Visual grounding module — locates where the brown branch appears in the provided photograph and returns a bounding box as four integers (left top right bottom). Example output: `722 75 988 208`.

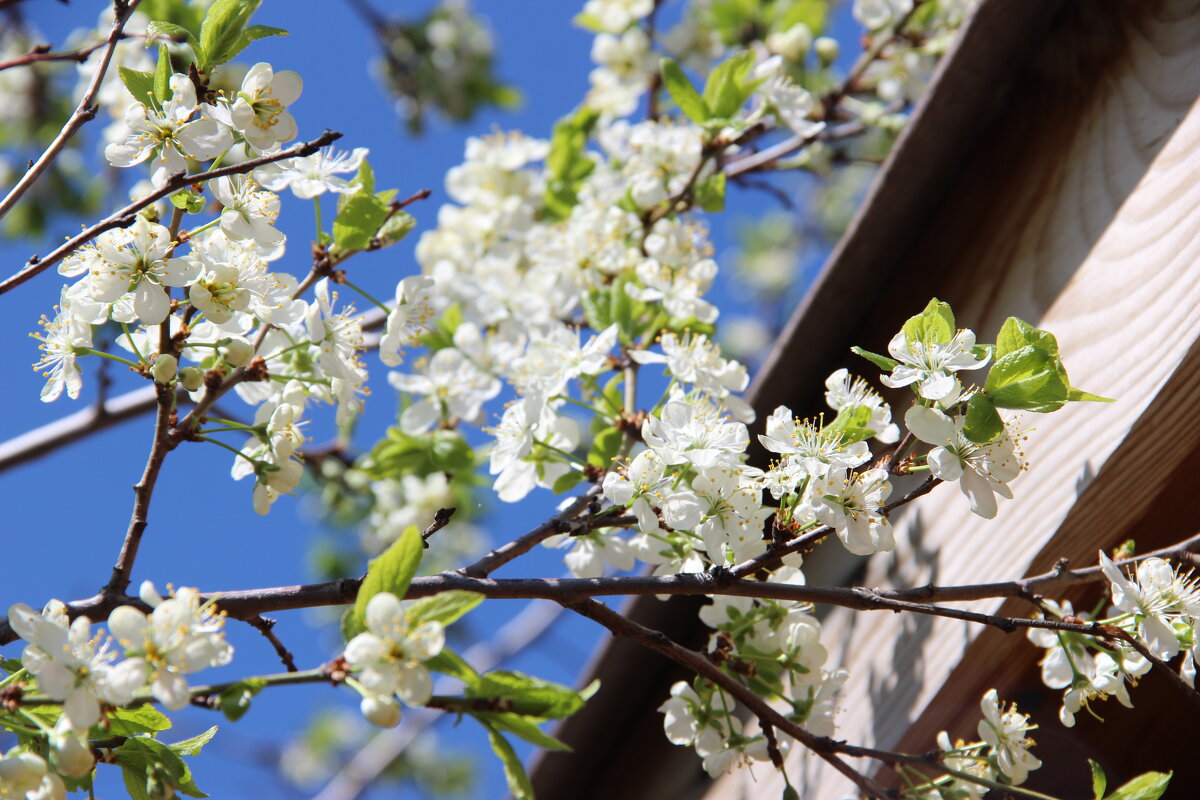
562 596 891 799
0 38 115 72
0 0 142 223
457 486 602 578
0 129 343 296
421 507 456 545
245 615 299 672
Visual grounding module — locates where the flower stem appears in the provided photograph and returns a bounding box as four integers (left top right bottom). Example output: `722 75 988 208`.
341 278 390 314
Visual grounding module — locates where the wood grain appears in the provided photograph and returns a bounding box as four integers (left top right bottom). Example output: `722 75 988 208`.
709 1 1200 796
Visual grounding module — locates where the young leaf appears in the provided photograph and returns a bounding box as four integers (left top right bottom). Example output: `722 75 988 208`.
1090 759 1107 800
824 404 875 444
962 393 1004 443
119 67 157 109
995 316 1058 360
426 647 480 685
199 0 262 70
901 298 956 345
985 345 1069 412
694 173 726 212
703 51 755 119
146 20 198 50
587 426 623 468
405 590 485 627
851 345 899 372
168 725 219 757
343 524 423 641
153 44 173 104
105 705 173 736
484 724 534 800
1068 387 1114 403
1104 771 1171 800
473 711 573 751
660 58 709 123
468 670 590 718
216 677 266 721
332 192 389 253
552 470 585 493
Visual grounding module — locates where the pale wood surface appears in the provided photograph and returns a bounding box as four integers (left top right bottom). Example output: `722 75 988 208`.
709 1 1200 797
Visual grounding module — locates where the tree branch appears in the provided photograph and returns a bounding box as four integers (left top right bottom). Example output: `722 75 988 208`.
0 129 343 296
0 0 142 223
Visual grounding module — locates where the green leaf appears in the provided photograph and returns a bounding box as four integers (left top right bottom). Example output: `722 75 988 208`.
484 724 534 800
777 0 828 34
154 43 173 104
995 316 1059 360
901 298 956 345
985 345 1069 412
198 0 262 70
426 647 480 685
552 470 585 494
146 21 198 49
170 189 205 214
1104 771 1171 800
850 345 899 372
582 287 614 332
115 737 200 800
1068 387 1114 403
587 426 623 468
216 677 266 722
962 393 1004 443
694 173 726 212
703 51 756 119
168 726 218 757
473 711 572 751
1090 759 1107 800
343 525 423 641
375 210 416 248
660 58 709 123
119 67 157 108
543 107 599 220
332 192 390 253
824 404 874 444
468 670 589 718
105 706 173 736
0 657 23 674
405 591 484 627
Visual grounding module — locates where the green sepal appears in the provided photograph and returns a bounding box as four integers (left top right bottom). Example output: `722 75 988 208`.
962 392 1004 443
901 298 955 345
660 58 709 123
342 524 423 641
850 345 899 372
405 591 484 628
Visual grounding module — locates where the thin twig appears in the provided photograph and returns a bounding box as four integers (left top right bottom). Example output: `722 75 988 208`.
0 129 343 296
0 38 115 72
245 615 299 672
0 0 142 223
421 507 456 546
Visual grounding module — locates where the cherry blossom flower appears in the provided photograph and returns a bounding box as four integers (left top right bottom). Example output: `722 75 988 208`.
256 146 367 198
211 62 302 151
31 288 92 402
344 592 444 708
1099 551 1200 659
82 216 199 325
807 468 894 556
880 328 988 403
977 689 1041 784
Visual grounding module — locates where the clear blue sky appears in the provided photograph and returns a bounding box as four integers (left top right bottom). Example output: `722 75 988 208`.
0 1 845 797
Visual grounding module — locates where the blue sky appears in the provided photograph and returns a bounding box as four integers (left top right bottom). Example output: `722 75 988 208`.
0 1 841 797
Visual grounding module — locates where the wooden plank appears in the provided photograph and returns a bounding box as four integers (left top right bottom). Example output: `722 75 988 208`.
709 0 1200 796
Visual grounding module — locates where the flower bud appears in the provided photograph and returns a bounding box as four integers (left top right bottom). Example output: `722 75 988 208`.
766 23 811 61
150 354 178 384
51 732 94 778
222 339 255 367
178 366 205 392
814 36 839 66
360 694 402 727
